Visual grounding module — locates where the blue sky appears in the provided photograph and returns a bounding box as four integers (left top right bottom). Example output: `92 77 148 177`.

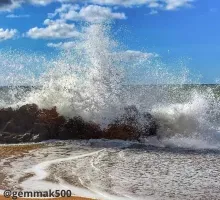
0 0 219 83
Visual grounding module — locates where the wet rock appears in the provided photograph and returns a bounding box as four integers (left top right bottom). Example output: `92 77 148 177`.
13 104 39 133
0 104 39 135
37 107 66 138
0 105 66 143
0 108 14 130
31 123 49 135
0 132 34 144
18 133 32 143
37 107 65 125
30 123 50 142
31 134 41 143
0 132 19 144
58 117 103 140
0 104 158 144
141 112 158 137
104 105 157 140
0 134 4 144
104 124 138 140
2 120 20 133
31 133 48 143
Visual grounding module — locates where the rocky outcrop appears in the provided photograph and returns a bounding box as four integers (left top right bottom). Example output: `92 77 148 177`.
37 107 66 139
104 105 157 140
0 104 59 144
0 104 157 144
58 117 103 140
0 132 33 144
104 124 138 140
0 104 39 133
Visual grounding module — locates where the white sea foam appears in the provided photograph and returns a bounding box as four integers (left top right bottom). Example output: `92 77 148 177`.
0 141 154 200
1 140 220 200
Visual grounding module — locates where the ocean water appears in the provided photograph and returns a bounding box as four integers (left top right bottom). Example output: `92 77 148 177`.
1 24 220 199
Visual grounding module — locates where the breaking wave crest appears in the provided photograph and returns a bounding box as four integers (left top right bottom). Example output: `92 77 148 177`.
0 23 220 149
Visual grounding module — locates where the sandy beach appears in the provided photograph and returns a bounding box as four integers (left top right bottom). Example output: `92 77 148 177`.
2 140 220 200
0 145 95 200
0 144 43 190
0 144 43 158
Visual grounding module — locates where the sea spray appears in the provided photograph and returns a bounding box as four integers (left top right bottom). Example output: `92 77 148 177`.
152 88 220 148
20 24 125 125
0 23 220 147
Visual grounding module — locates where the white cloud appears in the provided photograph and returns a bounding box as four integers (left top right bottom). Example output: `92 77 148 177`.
90 0 194 10
6 14 30 18
0 0 70 12
90 0 148 7
48 4 80 18
28 0 75 5
148 2 162 9
26 19 80 39
79 5 126 22
20 0 194 42
27 0 54 6
27 3 125 41
0 28 17 41
165 0 194 10
0 0 195 12
47 41 76 49
116 50 157 62
0 0 21 12
50 4 126 23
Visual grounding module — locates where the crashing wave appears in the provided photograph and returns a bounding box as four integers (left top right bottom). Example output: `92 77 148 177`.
0 24 220 148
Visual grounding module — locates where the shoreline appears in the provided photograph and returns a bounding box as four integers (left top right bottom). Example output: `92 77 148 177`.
0 144 44 190
0 144 96 200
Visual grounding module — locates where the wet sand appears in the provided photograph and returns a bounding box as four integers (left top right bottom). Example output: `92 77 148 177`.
0 144 43 158
0 174 6 190
3 141 220 200
0 144 43 190
0 144 95 200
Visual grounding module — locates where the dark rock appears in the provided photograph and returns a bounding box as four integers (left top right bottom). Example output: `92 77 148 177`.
13 104 39 133
18 133 32 143
2 120 24 133
104 124 138 140
0 132 33 144
31 133 48 143
0 107 14 130
30 123 50 142
31 123 49 135
58 117 103 140
141 112 158 137
3 120 17 132
37 107 66 138
31 134 40 143
0 105 65 143
0 132 19 144
104 105 157 140
37 107 65 125
0 134 4 144
0 104 39 134
0 104 158 144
